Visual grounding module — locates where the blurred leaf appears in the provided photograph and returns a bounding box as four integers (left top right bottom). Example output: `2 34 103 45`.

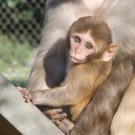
7 0 25 8
0 34 33 71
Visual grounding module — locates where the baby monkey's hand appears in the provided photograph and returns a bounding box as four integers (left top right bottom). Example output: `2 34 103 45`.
17 87 33 103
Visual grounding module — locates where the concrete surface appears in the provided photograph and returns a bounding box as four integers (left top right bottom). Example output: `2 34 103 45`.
0 74 64 135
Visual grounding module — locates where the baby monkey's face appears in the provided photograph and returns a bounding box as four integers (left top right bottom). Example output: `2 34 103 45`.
69 31 96 63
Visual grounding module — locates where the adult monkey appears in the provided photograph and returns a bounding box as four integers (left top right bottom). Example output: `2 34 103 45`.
27 0 135 135
111 76 135 135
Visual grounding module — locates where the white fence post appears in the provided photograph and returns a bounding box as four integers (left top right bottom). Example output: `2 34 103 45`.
0 74 64 135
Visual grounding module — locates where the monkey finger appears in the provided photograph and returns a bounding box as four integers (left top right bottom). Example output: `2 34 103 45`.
17 86 23 91
23 92 33 103
17 87 30 99
24 95 32 103
23 91 30 99
55 120 70 134
17 86 26 94
50 113 67 120
17 86 29 94
17 87 32 103
62 118 74 130
44 108 63 116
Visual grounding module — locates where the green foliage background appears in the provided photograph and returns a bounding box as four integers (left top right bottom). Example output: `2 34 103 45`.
0 0 46 86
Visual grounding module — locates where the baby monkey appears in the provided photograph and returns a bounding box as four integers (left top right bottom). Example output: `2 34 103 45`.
22 16 117 122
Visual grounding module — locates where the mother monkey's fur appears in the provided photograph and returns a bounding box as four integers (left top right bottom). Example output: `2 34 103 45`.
28 0 135 135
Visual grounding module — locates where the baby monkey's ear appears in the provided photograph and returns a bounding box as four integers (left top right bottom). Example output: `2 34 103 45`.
102 43 118 62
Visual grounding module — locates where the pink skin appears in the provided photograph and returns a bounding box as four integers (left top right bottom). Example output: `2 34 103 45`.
17 87 33 103
17 87 68 120
69 32 96 63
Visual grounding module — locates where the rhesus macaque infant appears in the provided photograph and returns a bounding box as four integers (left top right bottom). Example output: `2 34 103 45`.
22 16 117 122
25 0 135 134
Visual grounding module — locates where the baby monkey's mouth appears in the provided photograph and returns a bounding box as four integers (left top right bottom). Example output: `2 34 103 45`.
70 56 86 64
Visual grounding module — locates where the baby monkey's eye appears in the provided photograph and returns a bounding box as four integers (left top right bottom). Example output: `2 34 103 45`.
85 42 93 49
73 36 81 43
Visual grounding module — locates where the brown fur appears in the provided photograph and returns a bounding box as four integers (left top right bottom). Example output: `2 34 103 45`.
70 56 135 135
30 17 113 121
31 59 112 121
111 75 135 135
28 0 135 134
